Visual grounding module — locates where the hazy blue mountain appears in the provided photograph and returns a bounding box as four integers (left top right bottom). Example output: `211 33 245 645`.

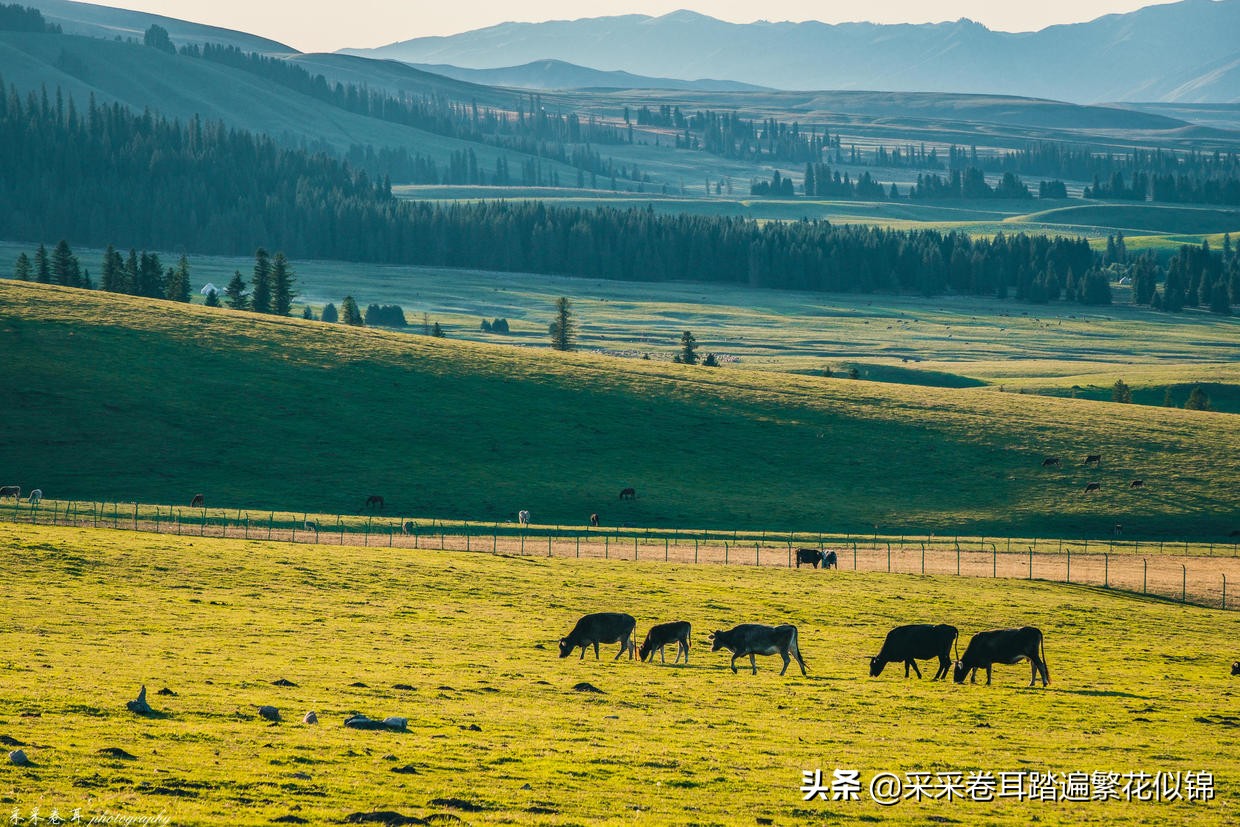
405 58 768 92
25 0 297 54
346 2 1240 104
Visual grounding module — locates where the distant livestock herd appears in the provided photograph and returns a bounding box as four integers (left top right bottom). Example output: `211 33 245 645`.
1040 452 1147 494
557 612 1053 686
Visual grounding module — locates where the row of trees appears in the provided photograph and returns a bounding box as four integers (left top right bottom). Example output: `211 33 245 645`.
1127 238 1238 315
9 81 1233 312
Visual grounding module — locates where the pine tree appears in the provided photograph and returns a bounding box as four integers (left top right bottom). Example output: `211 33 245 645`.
50 240 79 286
340 296 363 325
100 245 121 292
13 253 31 280
250 248 272 313
679 330 699 365
124 249 139 295
1184 386 1211 411
136 252 164 298
224 270 248 310
321 302 338 323
204 289 221 307
703 352 719 367
549 296 576 351
1208 279 1231 315
271 252 296 315
1111 379 1132 403
1162 387 1175 407
431 321 445 337
165 255 191 302
34 243 49 283
301 306 314 320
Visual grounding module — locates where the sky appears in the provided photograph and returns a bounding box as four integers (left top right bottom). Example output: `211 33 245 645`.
92 0 1173 53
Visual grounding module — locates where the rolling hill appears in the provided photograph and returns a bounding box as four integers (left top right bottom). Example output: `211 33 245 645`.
406 58 769 92
25 0 296 54
348 2 1240 104
2 280 1236 539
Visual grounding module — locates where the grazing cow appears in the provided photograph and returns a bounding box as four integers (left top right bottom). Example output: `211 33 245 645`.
638 621 692 664
1232 661 1239 676
0 485 20 500
1084 454 1101 466
795 548 825 568
619 487 636 500
303 520 318 533
401 520 415 535
709 624 807 676
27 489 42 506
822 550 838 569
189 493 204 508
953 626 1049 687
590 513 599 527
518 510 531 526
1130 479 1145 488
365 495 384 511
558 612 636 660
1084 482 1101 493
1041 457 1061 468
869 624 958 680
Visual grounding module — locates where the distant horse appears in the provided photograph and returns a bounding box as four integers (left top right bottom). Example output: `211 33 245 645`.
1084 454 1102 466
365 495 385 511
27 489 42 506
303 520 319 533
190 493 204 508
518 510 530 526
1083 482 1101 493
590 513 600 527
619 487 636 500
402 520 416 535
1041 457 1060 468
1130 479 1145 488
0 485 20 500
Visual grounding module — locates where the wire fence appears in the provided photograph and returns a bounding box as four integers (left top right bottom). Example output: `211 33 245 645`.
2 499 1237 611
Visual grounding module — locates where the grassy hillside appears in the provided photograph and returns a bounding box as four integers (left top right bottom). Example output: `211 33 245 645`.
1 280 1237 538
0 522 1236 825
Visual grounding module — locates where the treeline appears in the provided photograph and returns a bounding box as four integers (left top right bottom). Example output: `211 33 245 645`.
1120 236 1239 315
0 3 60 33
0 82 1121 304
10 239 195 302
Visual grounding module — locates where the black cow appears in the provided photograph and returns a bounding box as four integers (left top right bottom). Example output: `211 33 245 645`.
869 624 959 680
558 612 636 660
1084 482 1101 493
709 624 807 676
1041 457 1061 468
1084 454 1101 466
795 548 824 568
1130 480 1145 488
0 485 20 500
953 627 1049 687
638 621 691 664
1232 661 1239 676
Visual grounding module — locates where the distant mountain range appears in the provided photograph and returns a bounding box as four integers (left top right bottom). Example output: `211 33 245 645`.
405 59 768 92
346 1 1240 104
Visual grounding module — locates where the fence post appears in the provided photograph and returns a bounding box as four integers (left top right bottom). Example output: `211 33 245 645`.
725 543 729 565
956 546 960 577
550 534 554 559
1104 553 1109 588
1067 548 1071 584
694 539 698 564
1143 558 1147 594
665 538 669 562
755 544 760 567
887 543 891 573
853 542 857 571
1182 565 1187 603
1028 547 1033 580
634 536 638 560
1223 574 1227 610
132 502 138 531
993 545 997 578
521 533 526 556
576 534 580 558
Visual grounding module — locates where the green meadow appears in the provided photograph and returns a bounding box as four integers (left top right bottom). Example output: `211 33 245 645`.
1 280 1237 539
0 522 1236 826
